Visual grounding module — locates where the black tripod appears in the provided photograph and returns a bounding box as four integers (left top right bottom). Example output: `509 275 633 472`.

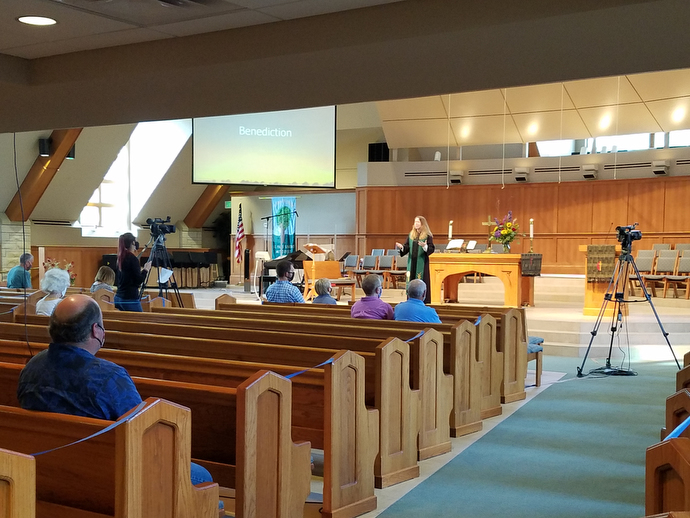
577 240 681 378
139 233 183 307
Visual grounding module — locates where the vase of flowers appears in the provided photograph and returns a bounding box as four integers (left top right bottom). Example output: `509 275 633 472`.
43 258 77 286
489 211 519 253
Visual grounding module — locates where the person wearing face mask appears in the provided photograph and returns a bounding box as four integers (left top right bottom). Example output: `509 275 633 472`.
350 274 394 320
265 259 305 303
114 232 151 312
395 215 435 304
35 267 71 316
17 294 217 490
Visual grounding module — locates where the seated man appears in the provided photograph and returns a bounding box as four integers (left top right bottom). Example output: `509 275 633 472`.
265 259 304 303
7 253 33 289
394 279 441 324
17 294 214 487
351 274 393 320
313 278 337 305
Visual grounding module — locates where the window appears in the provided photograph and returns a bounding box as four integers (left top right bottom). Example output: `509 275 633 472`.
79 119 192 237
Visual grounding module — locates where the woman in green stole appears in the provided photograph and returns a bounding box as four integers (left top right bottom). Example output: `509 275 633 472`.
395 215 435 304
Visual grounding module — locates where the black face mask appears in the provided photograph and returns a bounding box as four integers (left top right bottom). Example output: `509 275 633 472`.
286 271 295 282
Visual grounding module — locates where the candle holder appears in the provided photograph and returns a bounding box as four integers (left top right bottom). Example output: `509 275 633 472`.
529 237 534 253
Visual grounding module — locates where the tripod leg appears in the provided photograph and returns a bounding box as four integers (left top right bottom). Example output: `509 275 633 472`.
629 256 681 369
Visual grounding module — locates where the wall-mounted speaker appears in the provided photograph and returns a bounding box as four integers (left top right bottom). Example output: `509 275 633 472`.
368 142 389 162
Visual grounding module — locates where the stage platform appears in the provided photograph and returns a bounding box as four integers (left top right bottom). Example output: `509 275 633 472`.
179 274 690 362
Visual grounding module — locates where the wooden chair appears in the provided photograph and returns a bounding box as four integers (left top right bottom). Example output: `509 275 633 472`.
643 249 679 297
385 249 399 256
374 255 394 288
371 248 385 256
664 253 690 299
675 244 690 253
385 256 408 289
342 254 359 278
653 243 672 251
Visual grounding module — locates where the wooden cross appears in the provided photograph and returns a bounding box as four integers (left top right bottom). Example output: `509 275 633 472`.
481 215 495 240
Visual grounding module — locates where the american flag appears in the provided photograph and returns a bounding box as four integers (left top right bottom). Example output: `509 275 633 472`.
235 204 245 264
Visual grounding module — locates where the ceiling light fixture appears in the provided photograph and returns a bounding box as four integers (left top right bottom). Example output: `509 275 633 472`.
599 114 612 131
672 107 686 124
18 16 57 26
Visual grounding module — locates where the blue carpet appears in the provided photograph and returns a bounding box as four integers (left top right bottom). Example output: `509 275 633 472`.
379 359 678 518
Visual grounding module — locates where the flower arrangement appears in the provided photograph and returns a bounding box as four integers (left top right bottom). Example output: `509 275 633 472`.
489 211 520 251
43 258 77 286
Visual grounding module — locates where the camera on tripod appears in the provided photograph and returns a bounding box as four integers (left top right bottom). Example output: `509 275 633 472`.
616 223 642 253
146 216 176 237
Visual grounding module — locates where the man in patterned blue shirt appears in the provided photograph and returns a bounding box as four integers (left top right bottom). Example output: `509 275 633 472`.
265 259 305 303
17 294 215 487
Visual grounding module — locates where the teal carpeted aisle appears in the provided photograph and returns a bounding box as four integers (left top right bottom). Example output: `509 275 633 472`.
379 358 678 518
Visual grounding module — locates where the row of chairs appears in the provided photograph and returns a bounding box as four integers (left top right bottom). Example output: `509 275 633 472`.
342 254 408 288
651 243 690 251
632 249 690 298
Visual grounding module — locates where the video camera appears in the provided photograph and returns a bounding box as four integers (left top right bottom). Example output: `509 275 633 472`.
147 216 176 237
616 222 642 253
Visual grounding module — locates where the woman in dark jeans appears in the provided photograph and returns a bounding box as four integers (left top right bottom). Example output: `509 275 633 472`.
114 232 151 312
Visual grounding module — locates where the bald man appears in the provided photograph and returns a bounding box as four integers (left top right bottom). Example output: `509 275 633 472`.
394 279 441 324
17 294 142 420
17 294 216 488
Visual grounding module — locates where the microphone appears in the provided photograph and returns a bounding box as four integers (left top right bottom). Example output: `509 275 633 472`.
295 211 299 217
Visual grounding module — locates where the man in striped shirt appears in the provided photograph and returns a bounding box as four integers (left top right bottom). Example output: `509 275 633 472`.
265 259 305 303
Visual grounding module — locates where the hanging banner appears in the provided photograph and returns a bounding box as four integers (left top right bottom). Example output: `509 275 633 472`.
272 197 296 258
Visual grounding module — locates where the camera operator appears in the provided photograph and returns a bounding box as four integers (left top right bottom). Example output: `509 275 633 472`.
114 232 151 312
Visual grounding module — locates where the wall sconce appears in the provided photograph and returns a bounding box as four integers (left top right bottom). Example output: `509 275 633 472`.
514 167 529 182
434 151 442 161
66 145 75 160
449 170 464 184
38 138 51 157
652 160 669 176
582 164 598 180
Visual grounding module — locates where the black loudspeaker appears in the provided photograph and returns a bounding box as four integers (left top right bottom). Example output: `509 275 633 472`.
244 249 250 280
39 138 51 157
368 142 389 162
102 254 117 270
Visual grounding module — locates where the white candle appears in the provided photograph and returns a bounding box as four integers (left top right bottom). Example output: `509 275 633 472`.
530 218 534 239
448 220 453 240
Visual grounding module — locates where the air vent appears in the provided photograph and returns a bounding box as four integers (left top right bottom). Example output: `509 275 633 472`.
533 166 581 173
467 168 514 176
675 159 690 167
32 219 72 226
603 162 652 170
403 171 448 178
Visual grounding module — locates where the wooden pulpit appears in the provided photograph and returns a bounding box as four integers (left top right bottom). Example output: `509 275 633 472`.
578 244 626 317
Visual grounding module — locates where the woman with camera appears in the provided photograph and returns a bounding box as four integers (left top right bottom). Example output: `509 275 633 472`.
114 232 151 312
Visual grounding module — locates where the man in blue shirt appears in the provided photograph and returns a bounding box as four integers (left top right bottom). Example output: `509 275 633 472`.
17 294 215 486
265 259 305 303
394 279 442 324
6 253 33 289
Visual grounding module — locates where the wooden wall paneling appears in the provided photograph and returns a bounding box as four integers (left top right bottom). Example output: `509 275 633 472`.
557 182 593 235
663 177 690 232
628 178 666 233
557 237 587 274
591 180 629 234
356 189 367 236
518 183 558 236
533 237 558 269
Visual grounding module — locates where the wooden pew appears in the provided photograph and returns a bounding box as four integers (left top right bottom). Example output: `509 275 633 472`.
11 314 452 464
0 363 311 518
662 390 690 440
139 304 494 425
0 339 384 518
217 301 527 404
646 438 690 515
0 448 35 518
0 395 219 518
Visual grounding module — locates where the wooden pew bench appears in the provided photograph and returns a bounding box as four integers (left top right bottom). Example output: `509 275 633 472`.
141 304 495 424
0 395 219 518
0 363 310 518
0 336 383 518
0 447 35 518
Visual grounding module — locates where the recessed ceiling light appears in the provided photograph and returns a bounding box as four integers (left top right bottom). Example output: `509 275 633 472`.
18 16 57 26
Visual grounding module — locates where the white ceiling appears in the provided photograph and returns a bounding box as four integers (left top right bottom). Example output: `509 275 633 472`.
377 69 690 149
0 0 404 59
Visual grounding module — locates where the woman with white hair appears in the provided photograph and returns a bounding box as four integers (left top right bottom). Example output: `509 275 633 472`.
36 268 71 316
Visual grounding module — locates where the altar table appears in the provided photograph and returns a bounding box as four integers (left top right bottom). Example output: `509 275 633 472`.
429 253 534 307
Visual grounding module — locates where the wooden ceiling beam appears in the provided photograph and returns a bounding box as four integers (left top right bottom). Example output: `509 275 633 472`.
184 184 230 228
5 128 82 222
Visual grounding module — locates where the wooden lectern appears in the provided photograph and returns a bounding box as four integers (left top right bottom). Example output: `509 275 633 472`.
578 244 626 317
